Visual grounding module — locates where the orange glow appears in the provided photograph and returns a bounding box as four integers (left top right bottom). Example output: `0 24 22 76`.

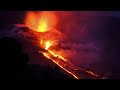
45 41 54 50
25 11 102 79
40 40 67 62
40 51 79 79
39 48 101 79
25 12 36 30
39 38 79 78
48 50 67 62
25 11 58 32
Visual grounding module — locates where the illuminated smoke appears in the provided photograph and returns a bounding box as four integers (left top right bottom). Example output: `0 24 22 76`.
23 11 105 79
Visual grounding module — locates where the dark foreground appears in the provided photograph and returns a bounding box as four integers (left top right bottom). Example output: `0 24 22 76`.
0 37 75 80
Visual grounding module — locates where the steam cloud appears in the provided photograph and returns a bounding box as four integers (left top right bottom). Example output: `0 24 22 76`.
53 11 106 69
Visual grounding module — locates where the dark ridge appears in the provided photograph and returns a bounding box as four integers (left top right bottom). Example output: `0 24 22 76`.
0 11 25 30
0 37 74 80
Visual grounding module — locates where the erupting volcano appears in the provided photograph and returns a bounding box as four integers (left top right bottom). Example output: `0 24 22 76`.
23 11 104 79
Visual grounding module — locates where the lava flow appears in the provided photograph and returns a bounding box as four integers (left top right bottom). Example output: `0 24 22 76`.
25 11 103 79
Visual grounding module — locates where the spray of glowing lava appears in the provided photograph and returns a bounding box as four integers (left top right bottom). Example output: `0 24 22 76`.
25 11 103 79
45 41 54 50
25 11 58 32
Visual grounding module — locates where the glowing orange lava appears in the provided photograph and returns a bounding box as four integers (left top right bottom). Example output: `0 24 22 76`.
25 11 58 32
45 41 54 50
41 51 79 79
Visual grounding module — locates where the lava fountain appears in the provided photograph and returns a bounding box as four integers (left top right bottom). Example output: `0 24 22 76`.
25 11 58 32
25 11 103 79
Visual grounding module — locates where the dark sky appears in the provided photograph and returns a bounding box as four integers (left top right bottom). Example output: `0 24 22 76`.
0 11 25 30
84 11 120 18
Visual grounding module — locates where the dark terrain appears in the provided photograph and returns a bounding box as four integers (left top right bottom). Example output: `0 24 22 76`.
0 37 75 80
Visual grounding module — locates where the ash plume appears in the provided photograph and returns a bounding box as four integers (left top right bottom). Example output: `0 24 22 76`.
51 12 105 69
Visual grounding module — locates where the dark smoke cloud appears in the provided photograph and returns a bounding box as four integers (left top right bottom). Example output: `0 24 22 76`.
53 12 107 69
54 41 103 68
